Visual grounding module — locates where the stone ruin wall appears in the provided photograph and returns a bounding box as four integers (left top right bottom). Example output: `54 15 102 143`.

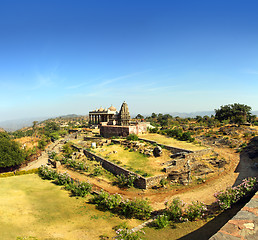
82 148 168 189
100 126 130 138
73 142 212 189
138 137 193 154
100 123 150 138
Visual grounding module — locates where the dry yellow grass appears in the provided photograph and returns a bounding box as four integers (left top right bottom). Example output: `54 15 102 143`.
0 174 141 240
141 133 206 151
94 144 170 176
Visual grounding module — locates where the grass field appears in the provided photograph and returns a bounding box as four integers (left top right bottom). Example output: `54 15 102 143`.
0 174 141 240
141 133 206 151
94 144 169 176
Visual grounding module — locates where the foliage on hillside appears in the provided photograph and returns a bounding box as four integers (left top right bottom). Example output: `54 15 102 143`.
215 103 256 125
0 132 26 168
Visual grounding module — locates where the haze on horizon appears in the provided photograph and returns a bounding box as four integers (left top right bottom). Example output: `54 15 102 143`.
0 0 258 122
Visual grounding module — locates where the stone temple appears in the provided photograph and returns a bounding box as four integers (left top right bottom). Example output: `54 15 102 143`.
89 101 151 137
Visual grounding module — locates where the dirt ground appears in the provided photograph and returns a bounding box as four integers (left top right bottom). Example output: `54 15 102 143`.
15 136 39 149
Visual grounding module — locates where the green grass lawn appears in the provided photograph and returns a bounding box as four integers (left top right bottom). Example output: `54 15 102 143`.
141 133 206 151
0 174 141 240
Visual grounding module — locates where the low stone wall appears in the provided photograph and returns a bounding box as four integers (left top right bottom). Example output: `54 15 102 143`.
83 136 101 141
184 148 212 159
145 174 167 188
138 138 193 154
82 149 167 189
83 150 136 176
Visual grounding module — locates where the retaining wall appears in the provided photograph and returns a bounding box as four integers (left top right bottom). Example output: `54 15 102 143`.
74 142 211 189
138 137 193 154
82 149 168 189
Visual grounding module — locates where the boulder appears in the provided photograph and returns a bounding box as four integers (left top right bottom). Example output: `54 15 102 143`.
153 146 162 157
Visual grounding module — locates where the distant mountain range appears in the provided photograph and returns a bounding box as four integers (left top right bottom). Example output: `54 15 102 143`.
0 114 84 132
0 117 48 132
1 111 257 132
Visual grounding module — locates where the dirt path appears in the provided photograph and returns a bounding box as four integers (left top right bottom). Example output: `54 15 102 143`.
20 140 63 171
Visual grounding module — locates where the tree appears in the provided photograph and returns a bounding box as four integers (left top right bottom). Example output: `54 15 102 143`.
151 113 157 118
215 103 255 125
0 132 26 168
135 114 144 119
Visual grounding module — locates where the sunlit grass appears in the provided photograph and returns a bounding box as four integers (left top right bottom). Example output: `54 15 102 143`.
141 133 206 151
0 174 141 240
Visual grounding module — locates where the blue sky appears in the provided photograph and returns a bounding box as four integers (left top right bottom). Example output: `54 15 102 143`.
0 0 257 121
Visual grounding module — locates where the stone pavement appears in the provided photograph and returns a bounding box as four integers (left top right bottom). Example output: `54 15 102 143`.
209 191 258 240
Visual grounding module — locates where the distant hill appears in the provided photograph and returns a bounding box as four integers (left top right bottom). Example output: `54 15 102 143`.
143 110 258 118
0 117 49 132
0 114 84 132
167 111 215 118
58 114 82 119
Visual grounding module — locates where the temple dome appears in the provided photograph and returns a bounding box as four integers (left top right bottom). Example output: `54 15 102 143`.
98 107 104 111
108 105 117 111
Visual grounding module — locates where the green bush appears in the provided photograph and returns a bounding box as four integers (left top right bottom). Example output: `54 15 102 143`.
165 198 184 222
117 174 137 188
65 181 92 197
0 132 26 168
55 172 71 185
185 201 207 221
154 214 170 229
214 177 257 210
126 134 139 141
0 172 15 178
38 165 58 180
115 228 145 240
91 190 122 211
160 178 168 187
120 198 152 220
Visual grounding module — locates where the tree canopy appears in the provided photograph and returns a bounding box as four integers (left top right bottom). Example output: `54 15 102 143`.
0 132 26 168
215 103 256 125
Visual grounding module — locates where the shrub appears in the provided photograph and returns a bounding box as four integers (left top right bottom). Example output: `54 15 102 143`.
63 159 88 172
165 198 184 222
120 198 152 220
154 214 170 229
160 178 168 187
65 181 92 197
93 166 102 176
115 228 145 240
214 177 257 210
38 165 58 180
149 127 158 133
0 132 26 168
126 134 139 141
117 174 138 188
55 172 71 185
91 190 122 211
185 201 207 221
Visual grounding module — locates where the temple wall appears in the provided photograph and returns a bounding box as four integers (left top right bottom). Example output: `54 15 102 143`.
100 123 150 138
100 126 130 138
